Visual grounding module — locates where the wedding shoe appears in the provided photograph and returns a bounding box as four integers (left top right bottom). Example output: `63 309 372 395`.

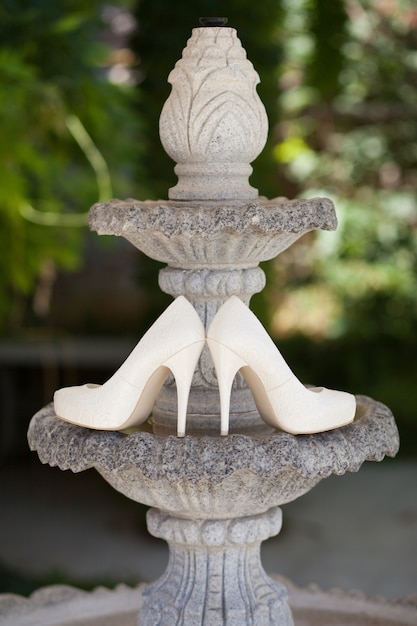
207 296 356 436
54 296 205 436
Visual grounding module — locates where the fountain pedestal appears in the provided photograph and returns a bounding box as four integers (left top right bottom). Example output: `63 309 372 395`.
140 508 291 625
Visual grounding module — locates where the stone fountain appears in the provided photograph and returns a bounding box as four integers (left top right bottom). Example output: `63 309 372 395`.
3 17 414 626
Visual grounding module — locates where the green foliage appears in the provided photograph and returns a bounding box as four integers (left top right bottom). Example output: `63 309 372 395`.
261 0 417 452
1 2 415 447
267 0 417 339
0 0 141 332
305 0 349 100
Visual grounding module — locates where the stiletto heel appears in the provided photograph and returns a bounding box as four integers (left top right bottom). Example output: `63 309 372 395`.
207 297 356 435
166 341 206 437
206 340 247 435
54 297 205 434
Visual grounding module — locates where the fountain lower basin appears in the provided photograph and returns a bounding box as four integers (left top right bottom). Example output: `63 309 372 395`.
28 395 398 519
2 578 416 626
24 395 399 626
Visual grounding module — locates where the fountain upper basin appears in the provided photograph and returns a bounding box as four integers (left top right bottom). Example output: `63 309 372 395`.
88 196 337 268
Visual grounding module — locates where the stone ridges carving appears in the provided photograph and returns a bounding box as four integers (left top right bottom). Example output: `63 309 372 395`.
88 196 337 267
159 27 268 200
140 507 293 626
28 396 399 517
158 267 265 301
147 506 282 546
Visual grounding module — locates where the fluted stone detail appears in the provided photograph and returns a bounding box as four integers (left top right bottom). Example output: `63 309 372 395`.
138 507 293 626
158 267 265 305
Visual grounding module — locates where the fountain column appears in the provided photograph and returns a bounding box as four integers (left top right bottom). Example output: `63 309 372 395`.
140 507 292 625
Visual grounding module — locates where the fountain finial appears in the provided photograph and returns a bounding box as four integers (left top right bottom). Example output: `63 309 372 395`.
159 23 268 200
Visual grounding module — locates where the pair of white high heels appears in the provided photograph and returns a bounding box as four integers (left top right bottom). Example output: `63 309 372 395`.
54 296 356 437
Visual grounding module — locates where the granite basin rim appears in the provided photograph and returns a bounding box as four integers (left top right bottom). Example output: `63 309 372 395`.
27 396 398 481
27 396 398 517
88 196 337 266
88 196 337 237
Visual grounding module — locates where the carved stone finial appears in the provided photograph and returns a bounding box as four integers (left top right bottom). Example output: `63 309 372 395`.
159 26 268 201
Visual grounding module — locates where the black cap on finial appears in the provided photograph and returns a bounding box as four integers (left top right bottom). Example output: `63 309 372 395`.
199 17 228 27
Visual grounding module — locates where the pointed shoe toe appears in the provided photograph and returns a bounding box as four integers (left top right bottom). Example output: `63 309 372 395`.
314 387 357 432
53 375 146 430
267 385 357 435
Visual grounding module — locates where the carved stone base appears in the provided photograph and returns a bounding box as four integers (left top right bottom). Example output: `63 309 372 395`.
138 507 293 626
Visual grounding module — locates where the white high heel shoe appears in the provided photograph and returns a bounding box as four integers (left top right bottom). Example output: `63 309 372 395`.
54 296 205 437
207 296 356 436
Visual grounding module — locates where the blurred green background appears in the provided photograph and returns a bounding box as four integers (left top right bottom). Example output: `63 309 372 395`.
1 0 416 463
0 0 417 600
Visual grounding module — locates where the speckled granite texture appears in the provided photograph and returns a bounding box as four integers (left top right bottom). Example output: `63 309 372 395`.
27 395 399 624
28 395 398 517
88 196 337 267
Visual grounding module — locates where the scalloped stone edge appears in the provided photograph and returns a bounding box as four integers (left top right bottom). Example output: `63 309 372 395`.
1 578 416 624
88 196 338 237
0 583 145 624
28 395 399 483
